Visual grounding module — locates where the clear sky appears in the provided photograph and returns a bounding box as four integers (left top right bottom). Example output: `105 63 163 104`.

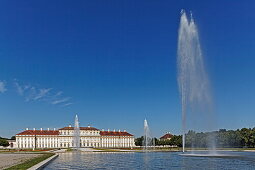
0 0 255 138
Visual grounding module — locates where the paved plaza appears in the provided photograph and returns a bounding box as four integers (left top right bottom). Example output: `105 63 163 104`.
0 153 40 169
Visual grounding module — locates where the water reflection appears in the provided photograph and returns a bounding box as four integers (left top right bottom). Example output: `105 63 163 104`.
44 151 255 170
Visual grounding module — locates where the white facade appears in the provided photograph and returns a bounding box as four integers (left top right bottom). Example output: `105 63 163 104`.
16 126 135 149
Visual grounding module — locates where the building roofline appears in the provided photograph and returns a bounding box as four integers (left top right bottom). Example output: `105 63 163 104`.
58 127 99 131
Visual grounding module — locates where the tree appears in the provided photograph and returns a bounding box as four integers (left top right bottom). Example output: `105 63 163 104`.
169 135 182 147
153 138 159 145
186 130 196 147
0 138 9 147
135 136 144 146
240 128 251 147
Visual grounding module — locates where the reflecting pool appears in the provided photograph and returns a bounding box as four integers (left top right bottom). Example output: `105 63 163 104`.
44 151 255 170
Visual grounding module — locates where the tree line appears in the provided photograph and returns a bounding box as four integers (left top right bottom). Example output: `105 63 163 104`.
135 135 182 147
135 127 255 148
186 128 255 148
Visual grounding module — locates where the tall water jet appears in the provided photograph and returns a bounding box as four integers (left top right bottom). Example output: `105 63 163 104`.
177 10 215 153
143 119 154 151
73 114 80 149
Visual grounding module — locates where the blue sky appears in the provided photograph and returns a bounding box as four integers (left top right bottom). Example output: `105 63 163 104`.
0 0 255 138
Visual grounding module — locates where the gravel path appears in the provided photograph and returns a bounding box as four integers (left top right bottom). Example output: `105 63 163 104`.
0 153 40 169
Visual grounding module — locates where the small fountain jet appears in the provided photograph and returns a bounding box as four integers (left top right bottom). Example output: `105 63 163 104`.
143 119 154 151
73 114 81 149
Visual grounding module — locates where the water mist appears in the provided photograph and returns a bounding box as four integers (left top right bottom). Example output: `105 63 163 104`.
177 10 215 153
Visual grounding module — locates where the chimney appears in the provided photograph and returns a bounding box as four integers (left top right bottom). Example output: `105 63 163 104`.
26 128 29 130
108 129 110 132
88 125 91 128
33 128 35 131
47 128 50 131
69 124 71 127
118 129 121 132
124 130 126 132
54 128 56 131
40 128 43 131
113 129 115 132
102 129 104 131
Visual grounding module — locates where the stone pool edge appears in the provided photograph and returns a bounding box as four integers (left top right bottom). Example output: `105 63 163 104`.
27 154 58 170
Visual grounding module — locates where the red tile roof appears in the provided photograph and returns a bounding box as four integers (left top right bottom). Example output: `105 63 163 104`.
16 128 133 137
160 133 173 139
100 131 133 136
58 127 99 131
16 130 59 136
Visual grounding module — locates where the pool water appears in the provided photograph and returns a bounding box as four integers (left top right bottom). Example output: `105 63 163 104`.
44 151 255 170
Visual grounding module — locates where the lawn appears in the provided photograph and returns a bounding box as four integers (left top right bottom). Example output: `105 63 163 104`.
5 153 55 170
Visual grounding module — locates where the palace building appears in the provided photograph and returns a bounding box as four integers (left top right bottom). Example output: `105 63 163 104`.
15 125 135 149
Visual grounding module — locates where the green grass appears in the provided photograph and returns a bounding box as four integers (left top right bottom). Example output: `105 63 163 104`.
66 148 73 152
5 153 55 170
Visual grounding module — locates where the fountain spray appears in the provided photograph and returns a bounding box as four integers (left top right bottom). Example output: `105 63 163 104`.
143 119 154 151
74 114 80 149
177 10 215 153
